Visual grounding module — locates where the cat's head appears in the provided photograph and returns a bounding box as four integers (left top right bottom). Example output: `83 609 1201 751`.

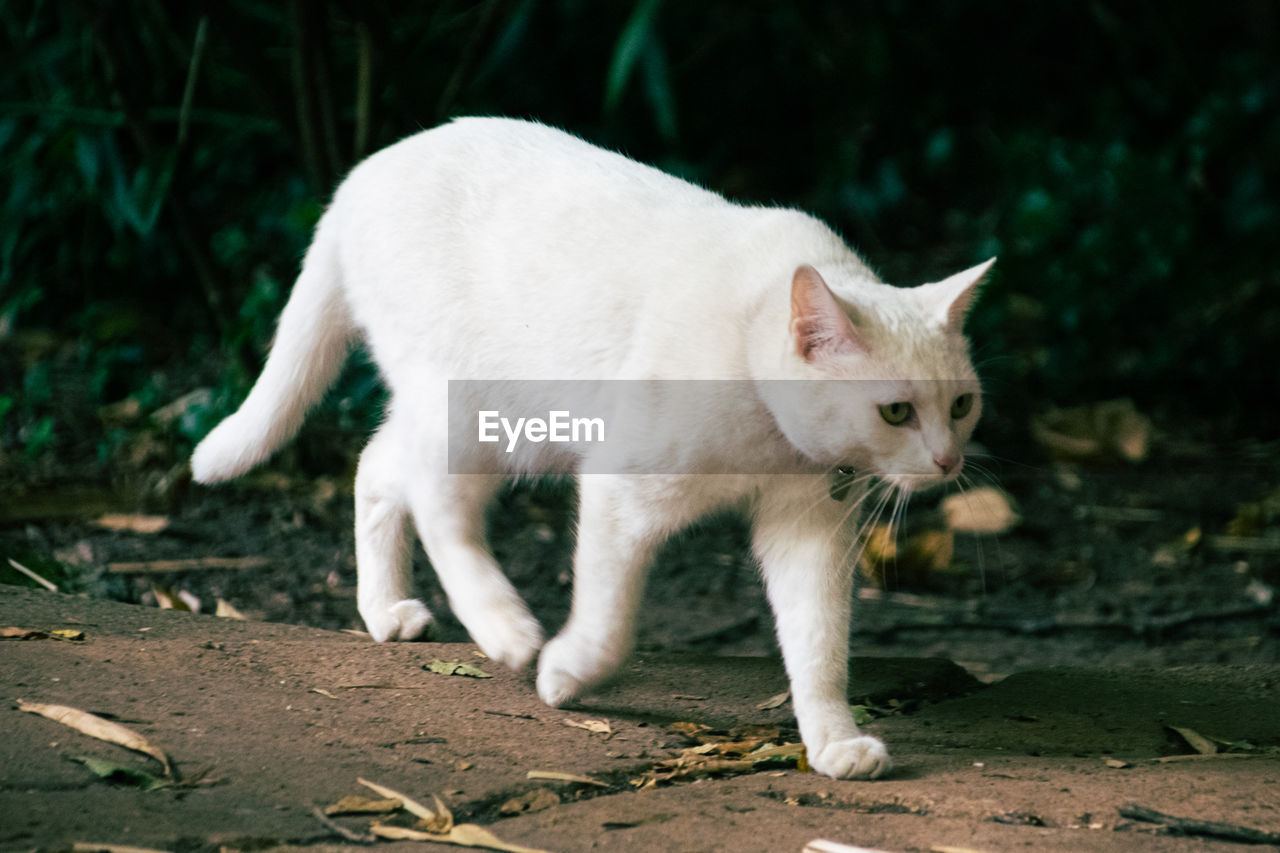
761 259 993 492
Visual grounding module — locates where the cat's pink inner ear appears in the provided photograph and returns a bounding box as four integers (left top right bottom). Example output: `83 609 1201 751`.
790 265 863 361
932 257 995 330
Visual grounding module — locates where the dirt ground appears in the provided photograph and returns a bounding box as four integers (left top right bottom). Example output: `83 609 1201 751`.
2 431 1279 851
2 584 1279 853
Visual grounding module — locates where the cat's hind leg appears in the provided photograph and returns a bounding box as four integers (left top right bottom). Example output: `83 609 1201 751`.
354 423 434 641
407 470 544 671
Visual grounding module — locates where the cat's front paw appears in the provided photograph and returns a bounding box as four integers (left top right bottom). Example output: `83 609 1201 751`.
808 735 892 780
535 634 618 707
362 599 435 642
469 606 544 672
535 637 585 707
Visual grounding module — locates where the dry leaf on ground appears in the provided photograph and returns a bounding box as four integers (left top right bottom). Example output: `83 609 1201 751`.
70 843 174 853
425 659 493 678
525 769 609 787
214 599 248 620
71 756 170 791
804 840 897 853
635 740 809 787
151 584 199 612
1 626 83 640
563 718 611 734
358 778 549 853
1168 725 1218 755
1160 726 1273 757
499 788 560 816
370 822 549 853
91 513 170 534
358 777 450 830
941 486 1020 534
19 700 172 775
1030 398 1151 463
858 525 955 586
324 794 402 815
666 721 712 740
756 691 790 710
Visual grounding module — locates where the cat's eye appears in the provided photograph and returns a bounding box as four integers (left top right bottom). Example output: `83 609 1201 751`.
878 402 913 426
950 393 974 419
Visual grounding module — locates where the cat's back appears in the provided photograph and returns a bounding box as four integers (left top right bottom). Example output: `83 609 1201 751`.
344 117 720 216
328 118 849 382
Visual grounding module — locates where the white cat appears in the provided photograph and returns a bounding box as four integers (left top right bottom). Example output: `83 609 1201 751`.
191 117 992 780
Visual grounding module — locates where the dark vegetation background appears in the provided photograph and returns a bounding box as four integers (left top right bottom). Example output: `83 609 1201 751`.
1 2 1277 671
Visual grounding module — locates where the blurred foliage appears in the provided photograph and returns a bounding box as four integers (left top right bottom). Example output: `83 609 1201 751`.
2 0 1278 474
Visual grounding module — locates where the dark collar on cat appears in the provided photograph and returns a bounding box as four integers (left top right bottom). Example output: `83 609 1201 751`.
830 465 857 501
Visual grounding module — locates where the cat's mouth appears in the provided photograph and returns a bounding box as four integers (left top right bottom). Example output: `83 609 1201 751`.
880 467 961 494
831 465 959 499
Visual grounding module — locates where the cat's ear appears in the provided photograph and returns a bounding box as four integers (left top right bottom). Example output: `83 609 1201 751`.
927 257 995 330
790 264 864 361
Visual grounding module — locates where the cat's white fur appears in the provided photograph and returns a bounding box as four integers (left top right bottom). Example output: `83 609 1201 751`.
192 117 992 780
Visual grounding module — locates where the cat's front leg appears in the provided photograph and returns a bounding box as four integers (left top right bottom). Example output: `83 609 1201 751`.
752 482 891 780
537 476 664 706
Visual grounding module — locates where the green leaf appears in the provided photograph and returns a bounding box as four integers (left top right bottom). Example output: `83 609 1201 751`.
111 149 178 236
851 705 876 726
424 659 492 678
604 0 664 114
23 415 55 459
71 756 170 791
638 36 677 143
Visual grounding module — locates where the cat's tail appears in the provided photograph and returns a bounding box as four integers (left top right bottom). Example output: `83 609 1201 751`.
191 218 351 484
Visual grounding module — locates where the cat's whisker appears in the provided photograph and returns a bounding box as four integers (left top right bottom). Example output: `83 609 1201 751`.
967 450 1045 476
837 479 890 583
954 472 989 595
827 476 883 567
886 486 912 589
853 481 898 585
878 486 904 588
800 469 878 555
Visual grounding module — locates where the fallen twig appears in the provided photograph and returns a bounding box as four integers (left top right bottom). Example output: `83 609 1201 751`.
526 769 609 787
107 556 270 574
483 709 538 720
1119 802 1280 845
7 558 58 592
310 805 375 844
1206 534 1280 554
803 841 896 853
1152 753 1264 764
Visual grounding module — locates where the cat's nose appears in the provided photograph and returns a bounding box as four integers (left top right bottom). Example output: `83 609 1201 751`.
933 454 960 475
